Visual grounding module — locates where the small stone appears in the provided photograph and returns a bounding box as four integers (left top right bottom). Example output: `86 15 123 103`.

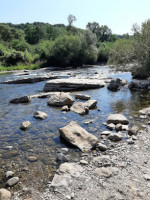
115 124 122 131
96 142 107 151
132 135 137 140
107 123 115 130
6 171 14 179
61 105 69 111
127 138 135 144
98 109 101 111
6 177 19 187
108 132 122 141
84 120 94 125
20 121 31 130
122 125 129 131
5 146 13 150
0 189 11 200
80 160 88 165
143 174 150 180
101 131 111 135
66 195 71 200
33 111 48 120
75 94 91 100
28 156 38 162
128 126 139 136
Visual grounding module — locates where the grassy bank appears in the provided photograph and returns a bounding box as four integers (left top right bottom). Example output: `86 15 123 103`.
0 64 41 72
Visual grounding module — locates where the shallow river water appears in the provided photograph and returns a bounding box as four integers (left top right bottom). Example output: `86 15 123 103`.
0 65 149 190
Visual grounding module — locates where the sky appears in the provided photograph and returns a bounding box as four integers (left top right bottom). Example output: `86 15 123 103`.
0 0 150 34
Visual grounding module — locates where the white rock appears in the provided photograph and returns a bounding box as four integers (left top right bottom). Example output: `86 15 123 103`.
0 189 11 200
33 111 48 120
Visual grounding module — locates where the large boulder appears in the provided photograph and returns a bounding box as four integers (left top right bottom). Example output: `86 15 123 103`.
0 189 11 200
139 107 150 116
10 95 31 104
43 78 106 92
107 78 128 91
47 92 74 107
59 121 98 152
129 79 150 90
107 114 129 125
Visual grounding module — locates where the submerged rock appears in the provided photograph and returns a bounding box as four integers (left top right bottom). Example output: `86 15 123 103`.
0 189 11 200
47 92 74 107
43 78 106 92
107 114 129 125
33 111 48 120
10 95 31 104
59 121 98 152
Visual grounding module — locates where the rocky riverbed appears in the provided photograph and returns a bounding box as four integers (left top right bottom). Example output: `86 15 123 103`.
0 65 150 200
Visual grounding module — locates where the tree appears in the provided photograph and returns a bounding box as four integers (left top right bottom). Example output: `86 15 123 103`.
67 14 77 27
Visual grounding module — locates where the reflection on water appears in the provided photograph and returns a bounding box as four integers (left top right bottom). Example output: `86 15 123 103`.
0 65 149 190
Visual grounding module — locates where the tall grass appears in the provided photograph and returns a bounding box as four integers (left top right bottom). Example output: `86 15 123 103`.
0 64 41 72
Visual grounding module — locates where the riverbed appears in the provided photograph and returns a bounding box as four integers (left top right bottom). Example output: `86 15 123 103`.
0 65 149 191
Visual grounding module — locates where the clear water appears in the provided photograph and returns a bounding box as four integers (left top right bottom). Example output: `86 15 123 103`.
0 65 149 190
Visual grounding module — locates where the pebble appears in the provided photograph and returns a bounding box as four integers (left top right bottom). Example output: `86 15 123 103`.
28 156 38 162
80 160 88 165
6 171 14 179
6 177 19 187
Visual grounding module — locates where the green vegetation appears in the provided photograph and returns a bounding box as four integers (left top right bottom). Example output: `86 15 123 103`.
1 17 149 78
0 18 117 71
109 20 150 78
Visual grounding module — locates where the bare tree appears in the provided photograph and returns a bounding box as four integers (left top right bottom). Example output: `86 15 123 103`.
67 14 77 27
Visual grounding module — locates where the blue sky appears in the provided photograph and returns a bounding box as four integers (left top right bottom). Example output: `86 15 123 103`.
0 0 150 34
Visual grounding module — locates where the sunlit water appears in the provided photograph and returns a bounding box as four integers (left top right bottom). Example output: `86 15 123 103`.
0 65 149 190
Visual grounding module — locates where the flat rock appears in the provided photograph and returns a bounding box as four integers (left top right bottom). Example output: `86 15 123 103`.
47 92 74 107
33 111 48 120
83 100 97 109
59 121 98 152
6 177 19 187
0 189 11 200
10 95 31 104
75 94 91 100
2 74 57 84
58 162 83 177
107 114 129 125
43 78 106 92
20 121 31 130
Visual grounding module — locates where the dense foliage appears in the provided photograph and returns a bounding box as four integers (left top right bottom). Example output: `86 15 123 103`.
0 21 116 68
109 20 150 78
